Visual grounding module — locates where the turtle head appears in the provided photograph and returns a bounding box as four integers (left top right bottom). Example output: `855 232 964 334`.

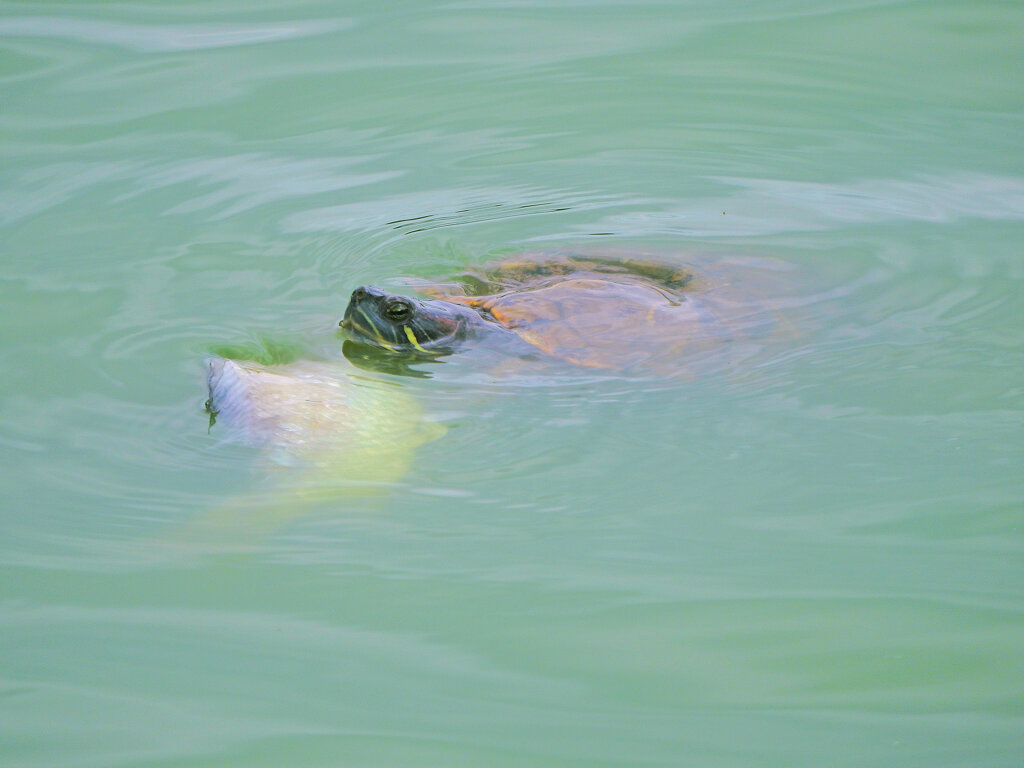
340 285 477 354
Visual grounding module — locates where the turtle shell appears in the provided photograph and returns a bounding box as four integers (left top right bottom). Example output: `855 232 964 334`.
417 253 755 371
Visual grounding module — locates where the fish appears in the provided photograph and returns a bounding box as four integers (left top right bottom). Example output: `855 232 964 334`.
183 357 444 542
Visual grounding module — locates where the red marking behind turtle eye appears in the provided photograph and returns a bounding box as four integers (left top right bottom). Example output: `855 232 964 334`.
432 316 461 333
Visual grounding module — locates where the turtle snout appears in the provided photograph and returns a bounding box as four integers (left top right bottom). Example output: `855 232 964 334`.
340 286 371 329
342 286 385 331
350 285 391 305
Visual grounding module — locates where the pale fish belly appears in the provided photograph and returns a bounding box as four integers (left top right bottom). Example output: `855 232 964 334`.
185 359 444 541
206 358 439 460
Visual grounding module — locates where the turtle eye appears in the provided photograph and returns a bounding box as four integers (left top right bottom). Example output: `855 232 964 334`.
384 299 412 322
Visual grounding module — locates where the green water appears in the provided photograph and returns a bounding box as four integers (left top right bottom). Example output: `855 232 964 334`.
2 1 1023 765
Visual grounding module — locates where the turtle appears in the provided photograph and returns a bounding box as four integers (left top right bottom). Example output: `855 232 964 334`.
339 252 774 373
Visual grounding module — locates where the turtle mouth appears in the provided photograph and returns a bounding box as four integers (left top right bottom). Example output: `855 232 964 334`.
342 316 399 351
344 315 462 355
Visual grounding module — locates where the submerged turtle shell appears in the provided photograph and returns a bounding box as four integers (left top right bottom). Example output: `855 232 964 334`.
417 252 769 371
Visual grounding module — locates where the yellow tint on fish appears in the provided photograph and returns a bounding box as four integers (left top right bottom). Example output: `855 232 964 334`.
181 358 444 543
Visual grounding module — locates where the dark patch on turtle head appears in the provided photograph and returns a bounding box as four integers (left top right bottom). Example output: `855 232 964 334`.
340 285 478 354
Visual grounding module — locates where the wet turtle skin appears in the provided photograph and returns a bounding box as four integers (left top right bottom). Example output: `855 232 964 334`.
341 252 772 372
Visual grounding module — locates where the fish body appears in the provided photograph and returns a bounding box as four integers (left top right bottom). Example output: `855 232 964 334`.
190 358 442 539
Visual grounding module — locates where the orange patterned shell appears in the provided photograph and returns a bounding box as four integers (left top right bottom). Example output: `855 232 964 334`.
417 254 740 371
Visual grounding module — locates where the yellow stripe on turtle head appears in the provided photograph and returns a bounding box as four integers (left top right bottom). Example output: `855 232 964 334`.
403 325 428 353
356 308 397 351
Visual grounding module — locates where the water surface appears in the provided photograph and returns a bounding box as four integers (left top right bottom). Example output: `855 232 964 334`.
2 1 1022 766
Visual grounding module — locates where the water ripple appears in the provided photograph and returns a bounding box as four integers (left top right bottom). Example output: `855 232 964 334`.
0 17 353 53
591 173 1024 238
283 185 623 235
130 154 402 220
0 155 400 225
